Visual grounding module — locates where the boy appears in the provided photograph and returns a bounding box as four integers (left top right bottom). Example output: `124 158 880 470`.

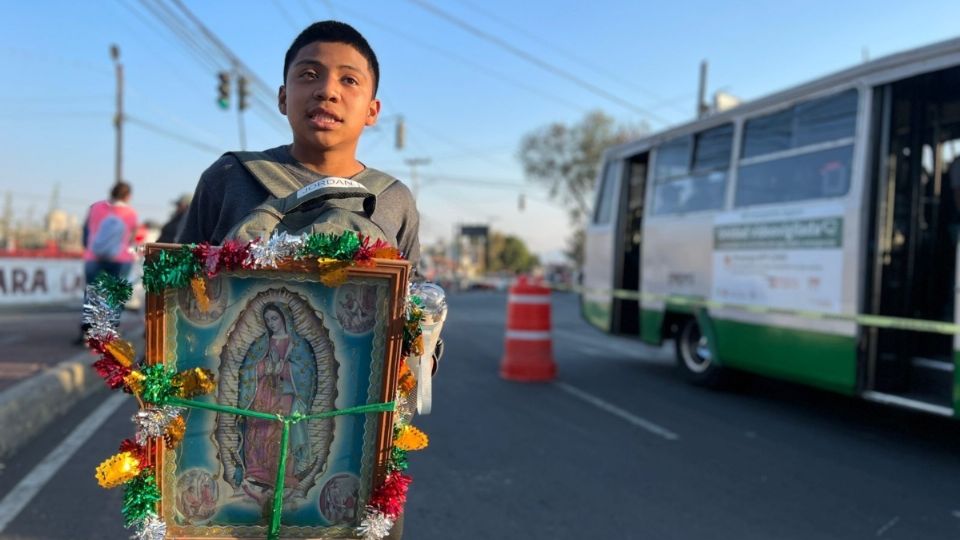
177 21 418 538
177 20 419 271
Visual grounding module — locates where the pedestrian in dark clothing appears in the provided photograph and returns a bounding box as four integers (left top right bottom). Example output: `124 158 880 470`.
158 194 192 243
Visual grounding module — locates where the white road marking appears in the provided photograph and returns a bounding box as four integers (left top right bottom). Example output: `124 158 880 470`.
554 381 679 441
0 392 127 533
876 516 900 536
557 331 672 362
577 346 603 356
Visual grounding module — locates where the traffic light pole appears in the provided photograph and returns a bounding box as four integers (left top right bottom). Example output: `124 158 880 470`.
236 104 247 150
236 73 248 150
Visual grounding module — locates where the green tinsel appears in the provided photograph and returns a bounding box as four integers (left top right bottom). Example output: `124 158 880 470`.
143 246 201 293
402 306 424 356
298 231 361 260
140 365 178 405
298 233 332 258
92 273 133 307
388 446 409 472
122 470 161 528
332 231 361 259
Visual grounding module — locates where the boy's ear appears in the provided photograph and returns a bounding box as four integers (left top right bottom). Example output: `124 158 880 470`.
365 98 381 127
278 85 287 116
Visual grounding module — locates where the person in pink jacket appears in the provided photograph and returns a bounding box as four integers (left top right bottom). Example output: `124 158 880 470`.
77 182 138 342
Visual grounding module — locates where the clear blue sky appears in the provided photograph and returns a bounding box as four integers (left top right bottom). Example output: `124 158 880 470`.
2 0 958 258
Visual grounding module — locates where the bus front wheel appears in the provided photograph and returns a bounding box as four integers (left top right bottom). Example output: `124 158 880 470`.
675 318 724 387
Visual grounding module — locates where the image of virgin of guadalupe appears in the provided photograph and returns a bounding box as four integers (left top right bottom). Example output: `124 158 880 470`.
214 288 338 519
235 303 316 506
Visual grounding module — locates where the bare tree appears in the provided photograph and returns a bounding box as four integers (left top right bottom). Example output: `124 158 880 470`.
518 110 645 266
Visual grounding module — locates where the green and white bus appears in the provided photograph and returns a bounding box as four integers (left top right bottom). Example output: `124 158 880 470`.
582 36 960 417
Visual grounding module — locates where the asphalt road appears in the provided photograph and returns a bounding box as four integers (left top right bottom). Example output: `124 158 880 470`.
2 291 959 539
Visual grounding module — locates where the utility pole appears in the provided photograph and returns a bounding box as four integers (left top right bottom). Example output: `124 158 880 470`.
1 191 11 249
404 157 431 200
111 45 124 185
697 59 709 119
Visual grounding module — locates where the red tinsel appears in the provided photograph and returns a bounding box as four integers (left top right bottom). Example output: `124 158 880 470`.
92 356 132 390
85 335 113 354
368 472 412 517
353 235 376 266
218 239 251 272
118 438 147 463
193 240 253 277
354 236 396 267
192 243 219 277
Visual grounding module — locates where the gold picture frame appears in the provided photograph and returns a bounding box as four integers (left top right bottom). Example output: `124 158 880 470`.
144 244 409 539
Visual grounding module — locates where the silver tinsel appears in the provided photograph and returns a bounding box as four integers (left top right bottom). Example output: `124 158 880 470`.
133 406 184 445
408 281 447 324
130 515 166 540
82 286 122 342
357 508 395 540
246 232 305 268
394 385 417 426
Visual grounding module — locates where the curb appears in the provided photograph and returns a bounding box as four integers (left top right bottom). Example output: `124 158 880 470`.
0 352 104 460
0 326 145 461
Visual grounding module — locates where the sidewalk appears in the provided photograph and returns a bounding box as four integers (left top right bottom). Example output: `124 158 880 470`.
0 305 143 459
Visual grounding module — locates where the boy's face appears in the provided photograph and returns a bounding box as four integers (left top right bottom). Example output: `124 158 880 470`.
279 41 380 156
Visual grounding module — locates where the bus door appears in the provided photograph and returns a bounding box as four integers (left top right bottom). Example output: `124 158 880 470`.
582 160 625 332
582 152 649 335
867 65 960 412
612 153 649 336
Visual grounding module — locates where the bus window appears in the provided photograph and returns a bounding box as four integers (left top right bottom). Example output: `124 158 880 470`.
654 137 691 180
794 90 858 147
653 126 731 215
593 162 618 225
736 89 858 207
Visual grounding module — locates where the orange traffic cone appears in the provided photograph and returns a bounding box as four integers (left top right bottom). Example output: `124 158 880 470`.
500 276 557 381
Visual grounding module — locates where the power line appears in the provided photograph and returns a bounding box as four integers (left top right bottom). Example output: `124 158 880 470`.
130 0 288 133
405 0 669 125
126 115 223 154
299 0 321 20
132 0 224 73
271 0 302 32
333 2 587 114
453 0 690 117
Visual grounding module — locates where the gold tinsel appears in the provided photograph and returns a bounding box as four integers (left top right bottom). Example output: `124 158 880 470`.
174 367 216 398
95 451 141 489
106 339 136 368
190 277 210 313
394 425 429 451
372 245 401 260
164 415 187 449
124 370 146 395
397 363 416 395
317 258 351 287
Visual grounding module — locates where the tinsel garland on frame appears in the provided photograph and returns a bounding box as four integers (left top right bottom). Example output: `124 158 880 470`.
84 231 434 540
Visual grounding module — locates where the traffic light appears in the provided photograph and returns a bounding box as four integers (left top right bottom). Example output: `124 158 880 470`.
395 116 405 150
217 71 230 110
237 76 248 111
518 194 526 212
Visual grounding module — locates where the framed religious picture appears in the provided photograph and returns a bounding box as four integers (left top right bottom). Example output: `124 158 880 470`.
143 241 410 539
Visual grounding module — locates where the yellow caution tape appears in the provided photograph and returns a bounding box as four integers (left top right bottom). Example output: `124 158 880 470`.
551 284 960 336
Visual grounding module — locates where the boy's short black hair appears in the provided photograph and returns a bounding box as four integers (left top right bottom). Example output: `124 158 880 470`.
283 20 380 97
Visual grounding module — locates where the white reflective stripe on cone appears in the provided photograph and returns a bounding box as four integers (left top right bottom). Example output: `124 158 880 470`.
505 330 552 340
508 294 551 304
